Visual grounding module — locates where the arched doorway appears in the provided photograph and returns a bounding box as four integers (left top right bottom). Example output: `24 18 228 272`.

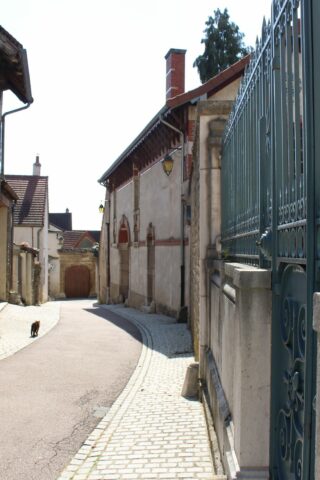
65 265 90 298
118 216 130 300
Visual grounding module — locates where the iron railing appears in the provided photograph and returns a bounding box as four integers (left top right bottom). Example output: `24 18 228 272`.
221 0 305 267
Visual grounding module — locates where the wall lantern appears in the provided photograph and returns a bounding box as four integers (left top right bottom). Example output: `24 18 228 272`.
99 202 105 213
161 154 174 176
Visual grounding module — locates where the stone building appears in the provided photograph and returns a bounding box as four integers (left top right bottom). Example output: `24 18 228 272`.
6 157 49 304
0 25 33 302
98 48 248 325
50 229 100 299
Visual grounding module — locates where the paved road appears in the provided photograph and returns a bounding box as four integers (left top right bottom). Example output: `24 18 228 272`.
0 299 142 480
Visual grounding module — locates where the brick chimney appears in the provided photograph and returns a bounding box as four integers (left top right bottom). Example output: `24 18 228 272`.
33 155 41 176
165 48 186 100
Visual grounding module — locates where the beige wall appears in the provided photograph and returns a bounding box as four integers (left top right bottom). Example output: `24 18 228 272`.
48 226 62 298
203 263 271 479
139 157 182 239
106 149 186 315
13 221 48 303
0 206 8 300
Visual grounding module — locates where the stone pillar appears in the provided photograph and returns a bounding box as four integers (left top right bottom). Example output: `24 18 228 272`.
20 252 27 303
25 252 33 305
227 263 271 478
198 106 231 376
11 245 19 292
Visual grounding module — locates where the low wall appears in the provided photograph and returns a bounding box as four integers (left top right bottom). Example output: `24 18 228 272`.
202 262 272 479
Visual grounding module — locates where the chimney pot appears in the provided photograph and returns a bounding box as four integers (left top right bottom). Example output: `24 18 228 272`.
33 154 41 176
165 48 186 101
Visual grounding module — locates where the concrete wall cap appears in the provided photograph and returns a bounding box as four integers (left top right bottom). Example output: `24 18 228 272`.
224 262 271 289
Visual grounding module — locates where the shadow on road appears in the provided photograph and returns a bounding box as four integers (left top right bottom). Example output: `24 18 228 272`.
84 304 142 344
85 303 193 360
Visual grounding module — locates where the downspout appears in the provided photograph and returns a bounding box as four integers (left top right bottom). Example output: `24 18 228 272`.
159 115 185 309
1 102 32 177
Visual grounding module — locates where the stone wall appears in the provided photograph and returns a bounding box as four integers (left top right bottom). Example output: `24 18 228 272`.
0 206 8 300
189 119 200 359
59 250 97 298
204 262 272 479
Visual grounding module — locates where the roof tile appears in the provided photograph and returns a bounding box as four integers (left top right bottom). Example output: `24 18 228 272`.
6 175 48 226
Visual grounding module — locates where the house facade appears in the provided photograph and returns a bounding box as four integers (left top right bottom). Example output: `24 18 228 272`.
98 49 248 323
48 212 100 299
6 157 49 304
0 25 33 302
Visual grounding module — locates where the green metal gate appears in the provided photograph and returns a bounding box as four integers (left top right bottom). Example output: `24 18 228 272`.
221 0 318 477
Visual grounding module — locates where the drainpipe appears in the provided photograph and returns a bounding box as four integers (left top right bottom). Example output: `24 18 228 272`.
159 115 185 308
1 102 32 177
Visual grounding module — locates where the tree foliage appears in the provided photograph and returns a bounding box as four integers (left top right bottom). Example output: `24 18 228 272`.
194 8 250 84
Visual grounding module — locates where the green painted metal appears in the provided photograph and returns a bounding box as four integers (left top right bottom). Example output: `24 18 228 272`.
221 0 317 477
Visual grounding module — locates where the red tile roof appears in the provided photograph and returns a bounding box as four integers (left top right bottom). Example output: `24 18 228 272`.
6 175 48 226
62 231 100 249
166 55 250 109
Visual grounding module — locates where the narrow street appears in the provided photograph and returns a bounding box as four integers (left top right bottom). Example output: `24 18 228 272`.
0 299 142 480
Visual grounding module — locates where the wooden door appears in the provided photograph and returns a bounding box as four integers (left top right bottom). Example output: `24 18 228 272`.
65 265 90 298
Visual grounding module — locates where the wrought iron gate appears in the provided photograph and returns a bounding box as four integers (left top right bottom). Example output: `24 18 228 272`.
221 0 318 477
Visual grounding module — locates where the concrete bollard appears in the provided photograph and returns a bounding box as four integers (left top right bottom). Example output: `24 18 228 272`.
181 362 199 398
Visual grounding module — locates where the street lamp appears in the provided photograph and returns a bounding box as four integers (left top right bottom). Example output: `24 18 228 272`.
99 202 104 213
161 154 174 176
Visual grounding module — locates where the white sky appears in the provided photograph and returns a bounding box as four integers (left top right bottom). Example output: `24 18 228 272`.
1 0 271 230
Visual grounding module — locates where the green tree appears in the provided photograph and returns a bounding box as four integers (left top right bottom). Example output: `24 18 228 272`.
194 8 250 83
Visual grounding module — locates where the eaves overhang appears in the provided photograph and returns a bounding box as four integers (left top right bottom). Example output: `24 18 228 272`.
98 105 169 185
0 25 33 104
98 55 250 189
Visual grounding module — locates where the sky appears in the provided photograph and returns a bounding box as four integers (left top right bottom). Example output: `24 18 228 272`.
1 0 271 231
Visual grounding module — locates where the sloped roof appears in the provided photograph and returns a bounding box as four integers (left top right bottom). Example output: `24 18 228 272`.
166 55 250 109
49 211 72 231
1 179 19 201
6 175 48 226
0 25 33 103
98 55 250 187
62 230 100 249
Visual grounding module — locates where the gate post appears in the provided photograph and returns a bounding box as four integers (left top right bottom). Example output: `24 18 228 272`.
313 294 320 479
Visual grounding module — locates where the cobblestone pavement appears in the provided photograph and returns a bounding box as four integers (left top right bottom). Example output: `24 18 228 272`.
58 304 224 480
0 301 60 360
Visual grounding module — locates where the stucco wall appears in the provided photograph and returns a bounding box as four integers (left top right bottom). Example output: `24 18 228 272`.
107 150 186 315
139 157 181 239
0 206 8 300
